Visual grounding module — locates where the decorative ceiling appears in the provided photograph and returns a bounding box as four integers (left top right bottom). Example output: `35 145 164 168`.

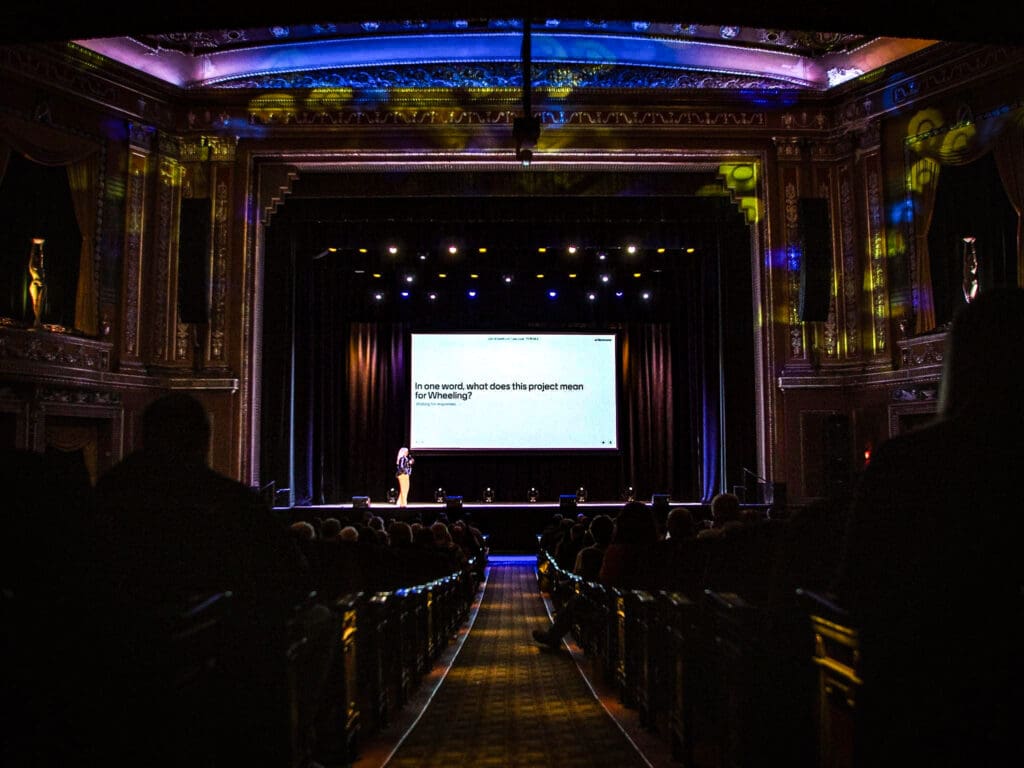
75 18 936 92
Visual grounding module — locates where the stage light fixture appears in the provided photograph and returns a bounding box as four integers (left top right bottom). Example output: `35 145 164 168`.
388 245 398 254
387 487 398 503
373 292 384 301
642 291 651 301
601 274 610 283
586 292 597 301
435 487 446 503
405 274 414 283
547 290 558 299
576 486 588 503
624 486 636 501
428 292 438 301
528 487 539 503
483 487 495 503
627 244 637 254
598 252 607 261
615 291 624 298
448 245 458 254
400 291 410 298
503 275 513 284
567 245 577 254
467 290 477 298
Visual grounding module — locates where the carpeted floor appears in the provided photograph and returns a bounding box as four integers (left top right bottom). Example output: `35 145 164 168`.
359 561 660 768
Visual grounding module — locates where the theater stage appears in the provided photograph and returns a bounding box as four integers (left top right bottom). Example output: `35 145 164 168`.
279 499 769 553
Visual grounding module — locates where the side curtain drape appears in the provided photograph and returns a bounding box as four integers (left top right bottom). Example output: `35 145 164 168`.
339 322 408 503
620 322 675 498
67 157 99 334
907 107 1024 331
992 120 1024 287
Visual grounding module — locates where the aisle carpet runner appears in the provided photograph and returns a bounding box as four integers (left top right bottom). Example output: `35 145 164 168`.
381 562 651 768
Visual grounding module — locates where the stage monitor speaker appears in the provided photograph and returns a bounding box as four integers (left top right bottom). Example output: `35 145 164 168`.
798 197 833 323
650 493 670 507
559 494 577 511
445 495 463 513
178 197 211 324
352 495 370 509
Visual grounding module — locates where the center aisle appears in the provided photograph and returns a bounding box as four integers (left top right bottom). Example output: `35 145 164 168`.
368 561 655 768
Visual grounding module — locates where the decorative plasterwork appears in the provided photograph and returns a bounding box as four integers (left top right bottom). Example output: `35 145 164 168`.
838 171 859 358
0 328 111 370
897 333 946 370
783 180 803 359
209 171 229 364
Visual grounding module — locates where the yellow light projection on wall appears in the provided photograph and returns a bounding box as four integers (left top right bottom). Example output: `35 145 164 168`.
716 163 761 224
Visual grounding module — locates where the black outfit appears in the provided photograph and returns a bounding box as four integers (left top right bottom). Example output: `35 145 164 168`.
836 413 1024 768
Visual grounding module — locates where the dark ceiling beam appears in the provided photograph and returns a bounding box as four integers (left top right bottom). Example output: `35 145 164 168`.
1 1 1021 46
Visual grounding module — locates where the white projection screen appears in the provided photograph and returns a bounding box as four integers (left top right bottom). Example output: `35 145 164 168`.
409 332 619 451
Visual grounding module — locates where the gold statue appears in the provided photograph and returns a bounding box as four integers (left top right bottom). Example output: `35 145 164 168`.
28 238 47 328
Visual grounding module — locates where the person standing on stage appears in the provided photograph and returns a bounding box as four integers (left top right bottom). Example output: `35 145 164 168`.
395 446 414 507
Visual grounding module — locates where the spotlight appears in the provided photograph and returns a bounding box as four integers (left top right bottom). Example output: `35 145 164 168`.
576 486 587 503
503 275 513 284
448 245 458 255
483 487 495 503
373 292 384 301
435 487 446 503
626 244 637 254
428 292 438 301
641 291 651 301
547 290 558 299
528 487 539 503
567 244 577 254
467 290 477 298
387 487 398 503
388 245 398 254
405 274 414 283
586 292 597 301
400 290 410 298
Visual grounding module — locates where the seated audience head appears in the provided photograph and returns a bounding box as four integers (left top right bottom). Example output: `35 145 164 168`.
710 492 741 528
588 514 614 547
938 285 1024 420
339 526 359 543
321 517 342 539
613 500 659 547
430 521 453 546
141 392 210 463
388 520 413 546
289 521 316 541
666 507 696 540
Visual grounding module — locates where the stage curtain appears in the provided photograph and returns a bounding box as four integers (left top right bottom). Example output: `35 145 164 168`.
67 155 99 335
993 121 1024 287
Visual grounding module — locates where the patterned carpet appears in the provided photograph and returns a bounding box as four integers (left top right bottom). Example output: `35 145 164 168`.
364 562 655 768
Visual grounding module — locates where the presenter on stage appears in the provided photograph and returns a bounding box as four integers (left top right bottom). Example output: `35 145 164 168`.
395 447 414 507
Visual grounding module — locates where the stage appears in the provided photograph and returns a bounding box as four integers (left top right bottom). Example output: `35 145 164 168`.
278 498 771 553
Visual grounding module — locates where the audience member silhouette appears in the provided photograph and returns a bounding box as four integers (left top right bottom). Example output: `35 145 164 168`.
836 287 1024 768
91 392 341 767
534 501 659 648
573 513 614 582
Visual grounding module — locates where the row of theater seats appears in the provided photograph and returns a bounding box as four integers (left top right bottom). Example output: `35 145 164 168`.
536 550 858 768
21 558 480 768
